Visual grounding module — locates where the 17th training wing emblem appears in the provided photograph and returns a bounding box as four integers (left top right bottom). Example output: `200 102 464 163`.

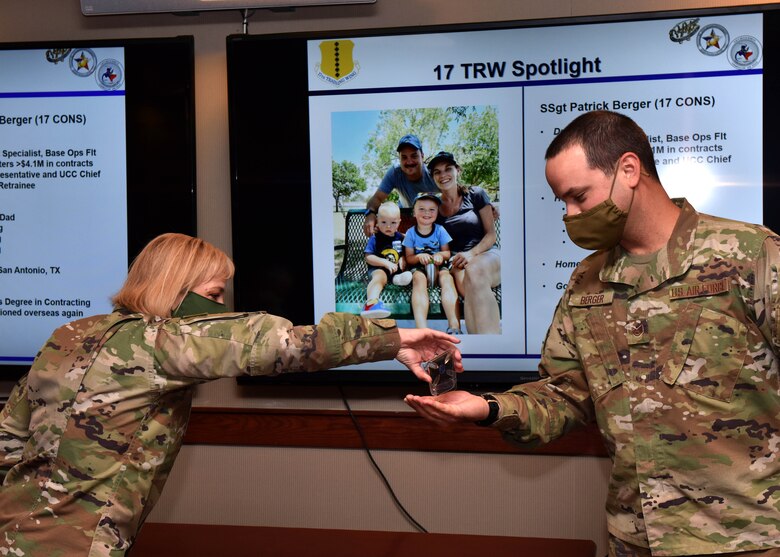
316 40 359 86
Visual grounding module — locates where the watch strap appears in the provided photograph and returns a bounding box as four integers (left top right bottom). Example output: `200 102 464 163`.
475 394 500 427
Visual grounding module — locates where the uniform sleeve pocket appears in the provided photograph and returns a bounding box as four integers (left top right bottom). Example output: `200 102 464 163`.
662 304 746 402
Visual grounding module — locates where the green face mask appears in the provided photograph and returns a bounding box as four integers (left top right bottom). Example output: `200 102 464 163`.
562 166 633 251
172 291 229 318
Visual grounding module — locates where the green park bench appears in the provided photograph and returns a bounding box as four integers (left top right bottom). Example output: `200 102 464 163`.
334 208 501 321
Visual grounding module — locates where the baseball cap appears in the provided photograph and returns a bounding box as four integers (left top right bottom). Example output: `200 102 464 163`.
413 192 442 206
427 151 458 172
397 134 423 152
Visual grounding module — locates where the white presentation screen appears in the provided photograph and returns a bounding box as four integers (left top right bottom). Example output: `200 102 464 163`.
0 47 128 367
305 13 763 372
227 11 774 382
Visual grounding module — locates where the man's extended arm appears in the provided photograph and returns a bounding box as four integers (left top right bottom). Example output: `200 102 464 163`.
406 300 594 446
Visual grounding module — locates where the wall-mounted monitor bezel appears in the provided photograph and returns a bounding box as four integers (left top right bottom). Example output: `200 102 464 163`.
228 6 778 387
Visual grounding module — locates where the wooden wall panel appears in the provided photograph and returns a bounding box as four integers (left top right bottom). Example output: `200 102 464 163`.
132 524 598 557
184 408 609 457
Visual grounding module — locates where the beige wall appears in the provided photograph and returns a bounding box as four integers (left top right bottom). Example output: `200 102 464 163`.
1 1 774 555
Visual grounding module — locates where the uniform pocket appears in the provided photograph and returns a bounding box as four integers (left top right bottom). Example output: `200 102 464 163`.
662 303 746 402
576 309 626 400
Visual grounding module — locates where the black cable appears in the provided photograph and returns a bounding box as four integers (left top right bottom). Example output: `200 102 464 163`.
337 385 428 533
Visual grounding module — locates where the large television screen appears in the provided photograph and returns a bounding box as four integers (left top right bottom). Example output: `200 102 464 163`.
0 37 196 379
228 8 778 384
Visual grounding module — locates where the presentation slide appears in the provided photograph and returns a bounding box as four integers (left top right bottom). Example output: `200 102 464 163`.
306 12 763 371
0 46 127 367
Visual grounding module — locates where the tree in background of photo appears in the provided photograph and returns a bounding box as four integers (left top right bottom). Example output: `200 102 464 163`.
362 106 499 199
332 159 367 212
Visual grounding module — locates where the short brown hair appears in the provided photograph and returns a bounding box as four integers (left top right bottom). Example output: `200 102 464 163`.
112 233 234 317
545 110 659 180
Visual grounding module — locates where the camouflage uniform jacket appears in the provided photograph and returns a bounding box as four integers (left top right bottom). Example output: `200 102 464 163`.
0 309 400 557
490 199 780 556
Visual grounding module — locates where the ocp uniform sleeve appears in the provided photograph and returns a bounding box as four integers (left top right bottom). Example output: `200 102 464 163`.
0 373 31 484
489 300 595 447
754 234 780 351
154 311 401 380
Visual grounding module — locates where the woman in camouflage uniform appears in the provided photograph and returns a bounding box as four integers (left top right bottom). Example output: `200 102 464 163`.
0 232 460 557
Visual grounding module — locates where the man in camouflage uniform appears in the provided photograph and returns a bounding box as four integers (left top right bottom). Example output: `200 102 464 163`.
404 111 780 556
0 233 461 557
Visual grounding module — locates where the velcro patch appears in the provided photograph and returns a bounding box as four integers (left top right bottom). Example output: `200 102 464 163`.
669 278 730 300
569 291 614 307
625 319 649 345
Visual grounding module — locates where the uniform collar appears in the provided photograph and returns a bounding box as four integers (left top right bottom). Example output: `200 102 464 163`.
598 198 697 293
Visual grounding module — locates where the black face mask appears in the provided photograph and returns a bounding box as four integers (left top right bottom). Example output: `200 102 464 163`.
172 291 229 318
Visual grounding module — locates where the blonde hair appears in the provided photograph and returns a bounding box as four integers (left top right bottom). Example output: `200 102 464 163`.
377 201 400 219
112 233 235 317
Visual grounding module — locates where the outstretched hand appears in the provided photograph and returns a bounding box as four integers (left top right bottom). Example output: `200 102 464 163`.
396 328 463 383
403 390 489 425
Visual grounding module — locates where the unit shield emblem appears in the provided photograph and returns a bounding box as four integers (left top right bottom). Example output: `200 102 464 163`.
316 40 359 86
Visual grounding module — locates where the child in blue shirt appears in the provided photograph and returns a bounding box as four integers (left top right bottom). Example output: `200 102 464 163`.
402 193 461 333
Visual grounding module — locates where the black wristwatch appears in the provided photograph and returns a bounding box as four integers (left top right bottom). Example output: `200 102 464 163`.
364 208 377 216
475 394 500 427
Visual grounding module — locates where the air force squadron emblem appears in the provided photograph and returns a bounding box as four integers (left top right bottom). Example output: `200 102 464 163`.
46 48 72 65
696 24 729 56
96 58 124 90
69 48 97 77
728 35 762 70
669 18 700 44
316 40 359 86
